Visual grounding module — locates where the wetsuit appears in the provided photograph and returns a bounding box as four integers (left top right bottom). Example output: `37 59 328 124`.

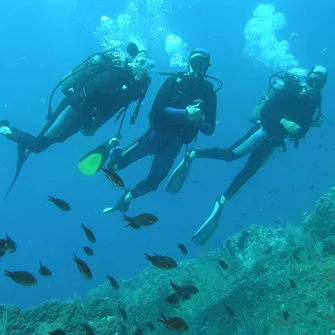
6 63 150 153
108 74 217 198
193 86 321 200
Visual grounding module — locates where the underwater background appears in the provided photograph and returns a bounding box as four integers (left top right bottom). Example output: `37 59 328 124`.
0 0 334 333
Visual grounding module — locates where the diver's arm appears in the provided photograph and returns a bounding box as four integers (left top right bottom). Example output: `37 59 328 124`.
150 76 179 117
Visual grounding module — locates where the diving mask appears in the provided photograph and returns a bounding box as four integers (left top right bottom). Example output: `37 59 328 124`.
133 56 155 72
189 55 210 73
306 72 326 90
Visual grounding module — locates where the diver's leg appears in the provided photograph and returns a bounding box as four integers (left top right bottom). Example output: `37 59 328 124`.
0 100 80 153
103 130 168 213
193 125 266 161
192 140 275 246
107 129 159 171
130 139 183 198
223 140 276 200
166 125 266 194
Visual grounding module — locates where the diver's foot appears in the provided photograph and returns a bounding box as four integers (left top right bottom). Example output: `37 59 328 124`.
0 126 11 136
103 188 132 214
0 120 9 127
108 135 121 148
192 195 227 245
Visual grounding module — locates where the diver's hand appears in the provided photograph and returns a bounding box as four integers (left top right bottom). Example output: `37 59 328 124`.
312 117 324 128
186 105 202 122
280 118 301 136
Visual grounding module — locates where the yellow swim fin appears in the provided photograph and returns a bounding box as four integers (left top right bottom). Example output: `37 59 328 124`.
78 141 110 176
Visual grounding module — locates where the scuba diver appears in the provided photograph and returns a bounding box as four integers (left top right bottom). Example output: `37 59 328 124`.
78 48 219 213
166 65 328 245
0 42 154 198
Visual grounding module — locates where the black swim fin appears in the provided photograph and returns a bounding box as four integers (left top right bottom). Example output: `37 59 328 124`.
78 140 111 176
3 146 29 200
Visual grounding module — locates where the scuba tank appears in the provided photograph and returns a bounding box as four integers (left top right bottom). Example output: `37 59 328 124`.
47 49 121 121
251 71 303 123
61 54 106 96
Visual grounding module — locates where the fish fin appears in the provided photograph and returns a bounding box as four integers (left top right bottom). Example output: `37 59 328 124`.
144 253 152 261
122 214 133 223
4 270 12 277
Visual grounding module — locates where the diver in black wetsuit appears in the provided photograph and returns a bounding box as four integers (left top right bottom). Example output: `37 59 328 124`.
79 48 217 213
0 42 153 198
167 65 328 245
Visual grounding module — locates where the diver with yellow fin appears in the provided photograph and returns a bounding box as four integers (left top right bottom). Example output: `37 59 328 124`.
79 48 220 213
0 42 154 198
166 66 328 245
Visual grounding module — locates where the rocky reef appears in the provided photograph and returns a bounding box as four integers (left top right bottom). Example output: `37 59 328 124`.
2 187 335 335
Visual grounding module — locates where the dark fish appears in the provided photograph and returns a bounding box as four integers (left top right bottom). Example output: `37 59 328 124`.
132 328 143 335
4 233 17 253
101 166 125 188
0 234 17 257
224 304 235 317
81 224 96 243
164 293 180 305
282 311 290 321
48 196 71 211
289 278 297 289
5 270 37 286
169 280 198 301
145 253 177 270
157 313 189 332
146 321 155 331
218 259 228 271
119 306 128 321
83 322 95 335
123 213 158 229
177 243 188 255
39 261 52 277
107 275 120 290
49 330 66 335
179 285 199 300
73 253 92 280
83 246 94 256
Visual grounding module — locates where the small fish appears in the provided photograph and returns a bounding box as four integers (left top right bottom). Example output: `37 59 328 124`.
282 311 290 321
218 259 228 271
146 321 155 331
157 313 189 332
132 328 143 335
0 234 17 257
177 243 188 255
101 166 125 188
5 270 37 286
81 224 96 243
224 304 235 317
39 261 52 277
107 275 120 290
73 253 92 280
48 196 71 211
169 280 198 301
49 330 66 335
123 213 158 229
289 278 297 289
145 253 177 270
83 246 94 256
83 322 95 335
164 293 180 305
119 306 128 321
4 233 17 253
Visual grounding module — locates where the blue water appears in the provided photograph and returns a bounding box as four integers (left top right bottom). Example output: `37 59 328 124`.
0 0 334 309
